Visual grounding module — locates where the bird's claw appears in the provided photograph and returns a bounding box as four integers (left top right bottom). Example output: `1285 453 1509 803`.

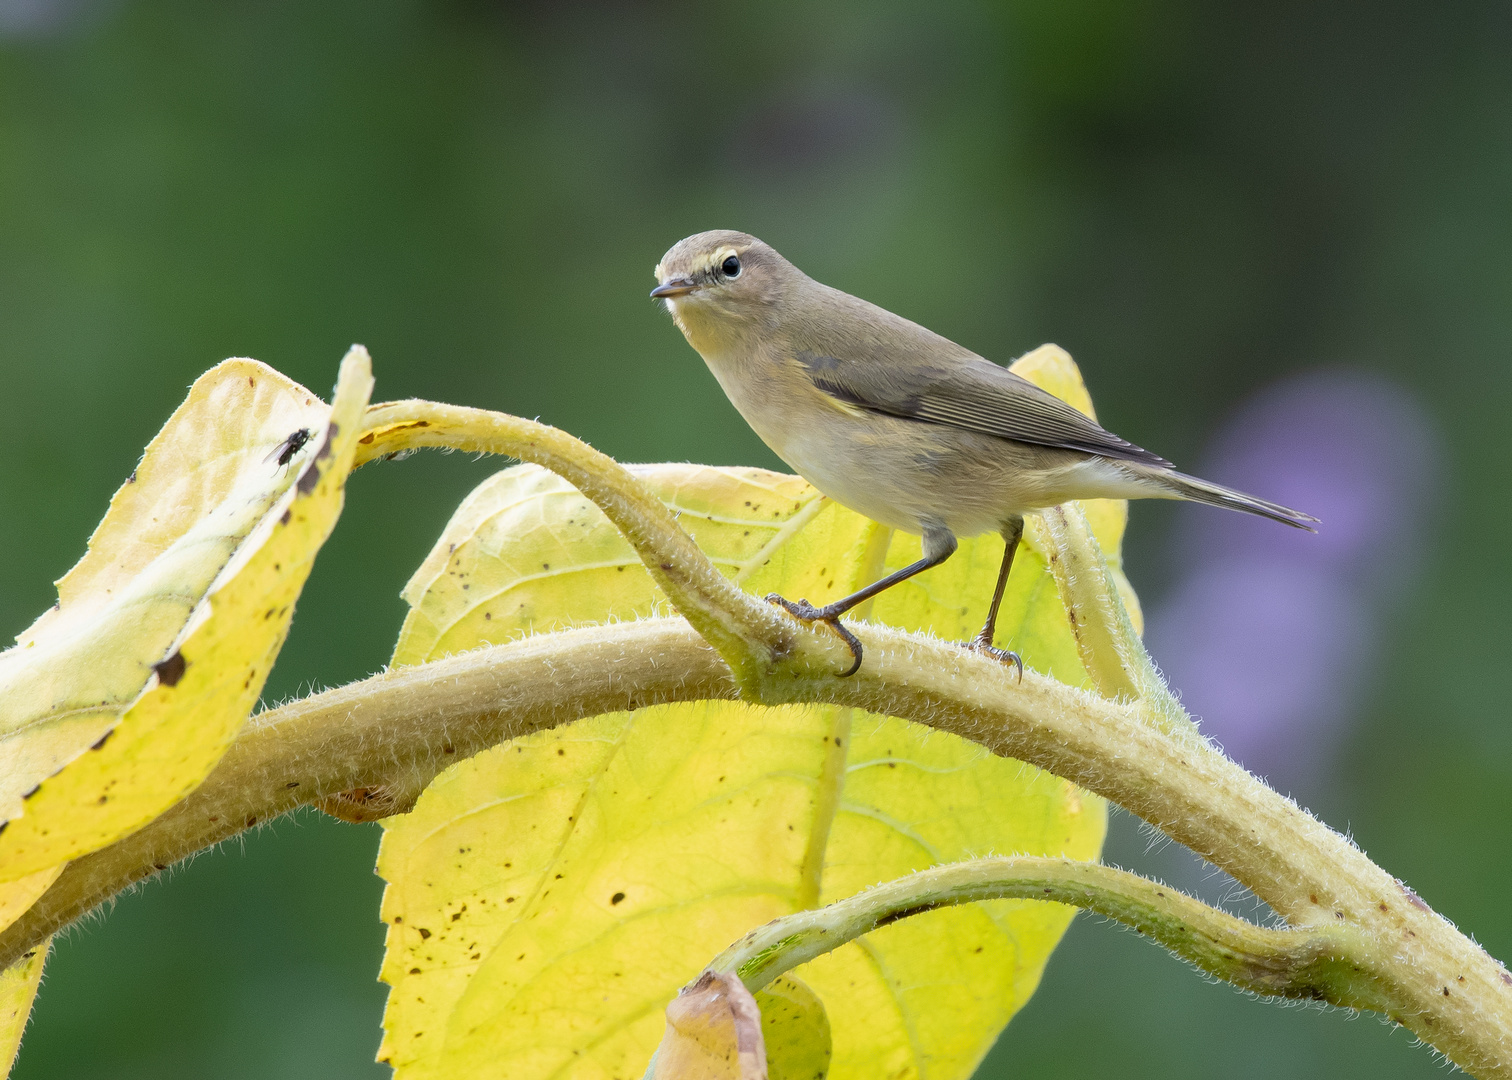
764 594 864 678
966 633 1023 683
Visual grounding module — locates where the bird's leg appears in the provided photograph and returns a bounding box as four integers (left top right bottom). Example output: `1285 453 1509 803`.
767 527 958 677
967 516 1024 681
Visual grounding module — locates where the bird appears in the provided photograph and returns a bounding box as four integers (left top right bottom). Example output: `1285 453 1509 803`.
650 230 1316 677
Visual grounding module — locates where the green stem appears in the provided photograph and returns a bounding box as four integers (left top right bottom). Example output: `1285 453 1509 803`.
1029 505 1194 738
5 403 1509 1077
354 401 1512 1079
355 401 856 692
710 856 1390 1012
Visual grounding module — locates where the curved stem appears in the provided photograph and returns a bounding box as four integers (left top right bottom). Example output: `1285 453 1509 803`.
347 404 1512 1075
0 620 733 970
354 401 855 692
5 402 1509 1076
710 856 1390 1012
1 613 1507 1074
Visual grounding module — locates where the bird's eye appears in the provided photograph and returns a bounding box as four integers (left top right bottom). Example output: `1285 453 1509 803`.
720 255 741 278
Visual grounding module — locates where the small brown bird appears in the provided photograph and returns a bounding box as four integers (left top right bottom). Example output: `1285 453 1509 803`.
652 230 1316 676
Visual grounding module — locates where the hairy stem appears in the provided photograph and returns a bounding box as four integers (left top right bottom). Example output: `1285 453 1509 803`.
350 409 1512 1076
711 856 1390 1012
0 621 733 970
355 401 855 691
3 613 1508 1074
6 404 1509 1077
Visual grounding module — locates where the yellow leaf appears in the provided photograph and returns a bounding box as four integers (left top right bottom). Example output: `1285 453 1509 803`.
393 464 825 661
377 347 1123 1080
753 976 830 1080
0 867 64 937
0 350 373 880
0 939 46 1080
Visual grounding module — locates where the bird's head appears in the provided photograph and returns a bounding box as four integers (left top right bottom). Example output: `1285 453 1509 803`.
651 231 799 350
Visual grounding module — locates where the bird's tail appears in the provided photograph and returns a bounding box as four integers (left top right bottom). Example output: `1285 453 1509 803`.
1155 470 1319 531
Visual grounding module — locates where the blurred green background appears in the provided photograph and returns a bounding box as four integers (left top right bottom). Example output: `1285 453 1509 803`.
1 1 1508 1076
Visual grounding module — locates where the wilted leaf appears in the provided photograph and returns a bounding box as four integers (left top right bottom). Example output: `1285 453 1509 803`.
645 972 829 1080
376 348 1121 1079
650 971 767 1080
0 350 372 880
0 940 46 1080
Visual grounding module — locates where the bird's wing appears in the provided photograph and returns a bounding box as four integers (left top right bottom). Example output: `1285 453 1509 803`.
797 349 1173 469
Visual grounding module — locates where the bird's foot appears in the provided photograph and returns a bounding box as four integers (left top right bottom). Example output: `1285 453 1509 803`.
965 631 1023 683
764 594 863 678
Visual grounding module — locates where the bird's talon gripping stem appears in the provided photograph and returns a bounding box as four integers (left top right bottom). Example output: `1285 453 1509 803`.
764 594 864 677
967 633 1024 683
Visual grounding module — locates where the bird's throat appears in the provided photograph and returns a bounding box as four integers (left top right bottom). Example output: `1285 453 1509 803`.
668 298 742 357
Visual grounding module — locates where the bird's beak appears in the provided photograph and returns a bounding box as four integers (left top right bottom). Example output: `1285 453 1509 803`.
650 277 699 299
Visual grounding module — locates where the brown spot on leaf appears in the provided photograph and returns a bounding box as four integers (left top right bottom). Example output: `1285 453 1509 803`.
154 651 187 687
418 928 431 939
297 463 323 495
611 892 626 905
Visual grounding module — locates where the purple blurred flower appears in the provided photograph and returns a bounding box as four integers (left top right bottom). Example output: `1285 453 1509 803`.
1146 369 1438 797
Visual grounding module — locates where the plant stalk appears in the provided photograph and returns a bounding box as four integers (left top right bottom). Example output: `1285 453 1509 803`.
5 404 1508 1076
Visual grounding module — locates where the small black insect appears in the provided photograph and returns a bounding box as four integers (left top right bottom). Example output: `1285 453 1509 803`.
266 427 313 467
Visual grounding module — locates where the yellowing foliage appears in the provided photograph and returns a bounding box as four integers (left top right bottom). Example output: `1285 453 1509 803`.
0 942 45 1080
376 349 1123 1079
0 350 372 881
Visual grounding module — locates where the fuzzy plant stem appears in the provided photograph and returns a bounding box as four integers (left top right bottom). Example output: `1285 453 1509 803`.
3 402 1508 1077
709 856 1392 1014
